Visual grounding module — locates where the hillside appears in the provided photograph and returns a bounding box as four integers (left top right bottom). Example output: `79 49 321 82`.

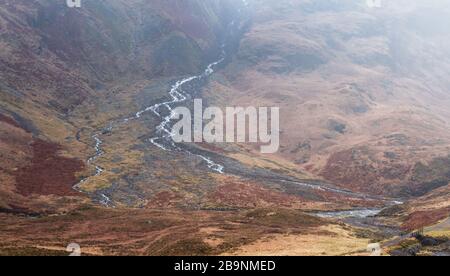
0 0 249 211
204 0 450 197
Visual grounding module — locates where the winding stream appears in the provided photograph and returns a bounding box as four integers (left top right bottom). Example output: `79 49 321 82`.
72 1 255 204
74 52 402 207
73 0 401 210
146 55 226 174
74 51 227 205
314 208 383 219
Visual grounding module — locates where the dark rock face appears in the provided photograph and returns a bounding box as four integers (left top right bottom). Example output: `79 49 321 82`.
390 236 450 256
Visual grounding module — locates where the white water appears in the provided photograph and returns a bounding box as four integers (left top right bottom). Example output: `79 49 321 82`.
74 0 388 207
146 55 226 174
314 209 382 219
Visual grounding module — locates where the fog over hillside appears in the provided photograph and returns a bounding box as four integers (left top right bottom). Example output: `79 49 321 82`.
205 0 450 197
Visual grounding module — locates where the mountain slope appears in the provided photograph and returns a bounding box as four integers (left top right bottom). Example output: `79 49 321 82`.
205 0 450 197
0 0 248 210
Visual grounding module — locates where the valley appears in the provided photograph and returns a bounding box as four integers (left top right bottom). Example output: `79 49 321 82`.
0 0 449 256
